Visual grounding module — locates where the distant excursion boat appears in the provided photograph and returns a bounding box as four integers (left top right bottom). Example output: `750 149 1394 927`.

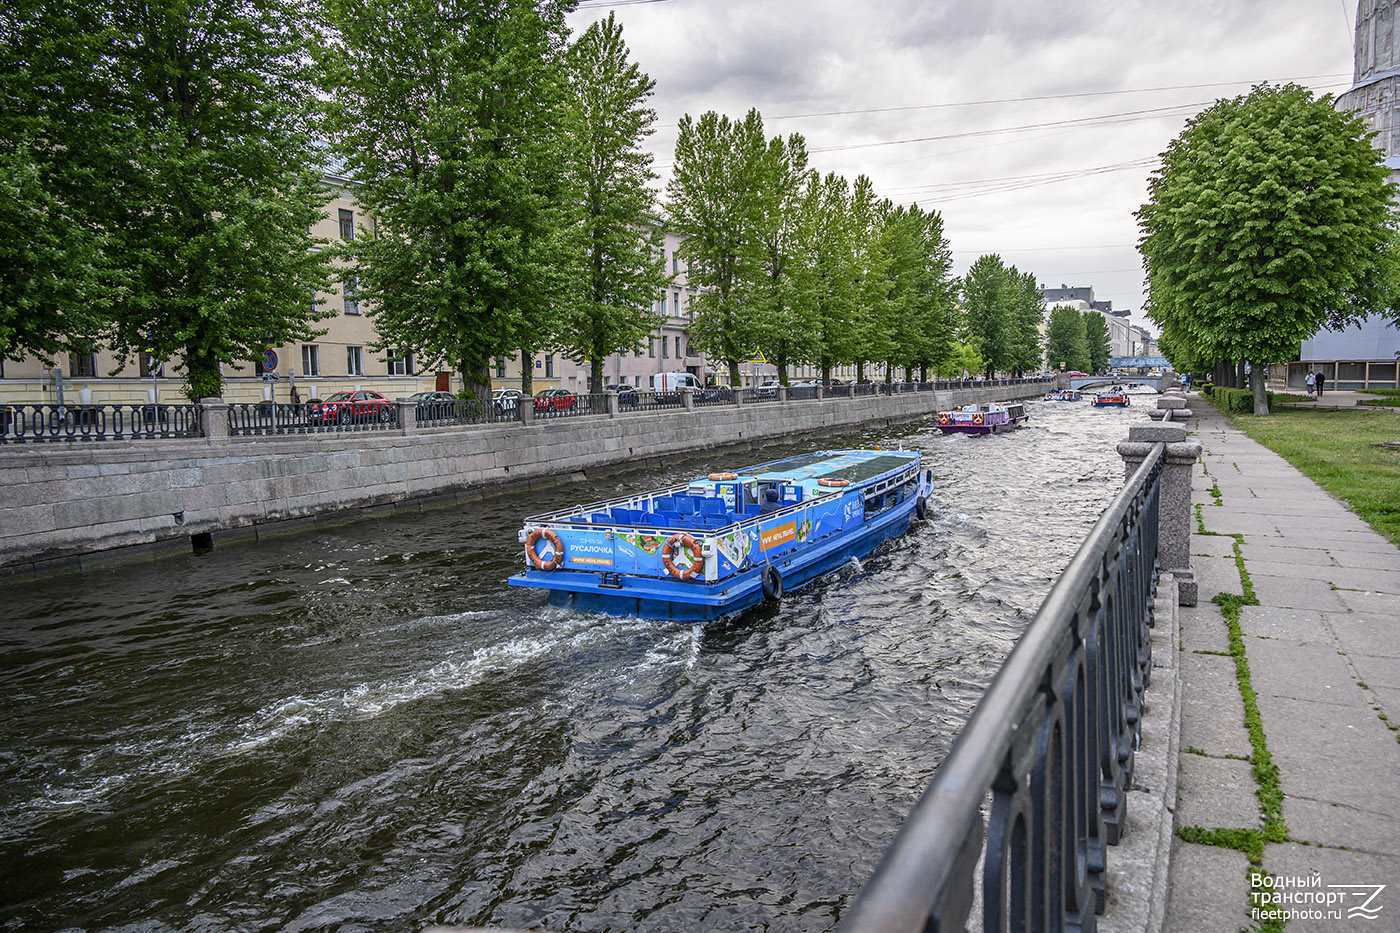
1044 389 1081 401
508 449 931 621
935 402 1029 435
1092 389 1131 407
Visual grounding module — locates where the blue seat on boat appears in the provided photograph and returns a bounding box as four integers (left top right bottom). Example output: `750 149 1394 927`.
675 497 696 516
610 507 632 523
653 495 676 512
699 499 726 517
591 511 612 524
654 510 682 525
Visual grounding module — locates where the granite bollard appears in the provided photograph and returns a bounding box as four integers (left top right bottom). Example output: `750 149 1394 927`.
1117 421 1202 605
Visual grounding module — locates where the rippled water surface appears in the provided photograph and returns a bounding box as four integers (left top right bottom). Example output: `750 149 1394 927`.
0 396 1151 932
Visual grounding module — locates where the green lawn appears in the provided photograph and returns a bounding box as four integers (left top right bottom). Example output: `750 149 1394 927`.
1224 407 1400 546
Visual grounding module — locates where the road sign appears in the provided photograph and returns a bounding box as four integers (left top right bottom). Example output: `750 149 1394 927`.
262 349 279 371
261 372 280 384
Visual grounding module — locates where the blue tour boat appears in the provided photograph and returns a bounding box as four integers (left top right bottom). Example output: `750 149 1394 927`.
1092 389 1131 407
508 449 931 621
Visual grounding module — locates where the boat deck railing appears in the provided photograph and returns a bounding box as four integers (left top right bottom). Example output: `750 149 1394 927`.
839 443 1163 932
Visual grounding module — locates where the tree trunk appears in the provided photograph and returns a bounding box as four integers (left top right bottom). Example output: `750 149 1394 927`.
1251 362 1269 415
462 360 491 404
589 356 603 395
727 359 740 387
856 361 866 382
519 350 534 397
1236 359 1247 390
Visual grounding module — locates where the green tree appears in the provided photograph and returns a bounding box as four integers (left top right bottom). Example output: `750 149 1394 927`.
0 0 121 363
1005 268 1044 376
750 133 814 384
960 254 1016 378
110 0 335 399
874 203 955 381
1137 83 1397 414
1082 310 1112 373
935 342 984 379
557 13 666 394
322 0 571 402
1045 305 1089 372
792 171 859 385
846 175 888 383
666 109 766 386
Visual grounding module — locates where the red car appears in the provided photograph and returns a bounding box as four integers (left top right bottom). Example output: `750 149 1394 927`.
308 390 396 425
533 388 576 413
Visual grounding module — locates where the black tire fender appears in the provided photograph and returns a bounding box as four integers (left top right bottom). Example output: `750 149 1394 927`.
761 564 783 602
915 496 928 520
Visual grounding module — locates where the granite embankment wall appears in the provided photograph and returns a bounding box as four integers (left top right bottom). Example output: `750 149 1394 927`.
1 384 1045 575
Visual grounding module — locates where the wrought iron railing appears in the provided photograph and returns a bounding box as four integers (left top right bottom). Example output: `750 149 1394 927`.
629 390 683 413
0 404 201 443
788 385 820 400
227 401 398 435
694 386 735 407
840 443 1163 933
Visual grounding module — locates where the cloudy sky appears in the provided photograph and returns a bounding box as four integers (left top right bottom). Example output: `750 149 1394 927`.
567 0 1362 335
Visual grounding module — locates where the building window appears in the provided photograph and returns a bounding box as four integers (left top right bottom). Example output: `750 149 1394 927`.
545 354 554 378
658 293 667 316
139 353 163 377
338 209 355 239
675 336 682 358
302 344 320 377
661 334 669 359
69 352 97 378
495 356 507 378
387 349 414 376
648 337 655 358
672 255 679 274
343 276 360 315
673 290 681 316
347 346 363 376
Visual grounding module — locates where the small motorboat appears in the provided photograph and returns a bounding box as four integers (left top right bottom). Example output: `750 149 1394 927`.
1092 389 1131 407
935 402 1029 435
1044 389 1081 401
508 449 931 621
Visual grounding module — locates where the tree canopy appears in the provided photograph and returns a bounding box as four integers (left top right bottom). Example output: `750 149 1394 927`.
1137 83 1398 413
1045 306 1088 373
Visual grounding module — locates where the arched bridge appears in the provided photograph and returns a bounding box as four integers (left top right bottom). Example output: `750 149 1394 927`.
1069 372 1177 393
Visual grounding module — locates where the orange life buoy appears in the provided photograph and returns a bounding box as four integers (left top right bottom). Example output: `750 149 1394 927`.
707 472 738 481
525 527 565 571
973 413 984 425
661 532 704 580
938 412 950 424
818 478 850 487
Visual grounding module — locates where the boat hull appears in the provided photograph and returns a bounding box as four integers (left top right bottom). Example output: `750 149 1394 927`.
936 415 1028 435
511 481 926 622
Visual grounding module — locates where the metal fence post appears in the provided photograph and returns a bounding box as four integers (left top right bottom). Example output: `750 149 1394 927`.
1118 422 1201 605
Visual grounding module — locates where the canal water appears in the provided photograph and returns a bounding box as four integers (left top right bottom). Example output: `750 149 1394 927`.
0 394 1151 932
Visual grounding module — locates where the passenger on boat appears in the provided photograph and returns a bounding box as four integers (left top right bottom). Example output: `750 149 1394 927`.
759 487 783 514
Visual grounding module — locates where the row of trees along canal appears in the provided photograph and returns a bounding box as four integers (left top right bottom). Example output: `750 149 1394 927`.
1137 83 1400 415
3 1 1050 404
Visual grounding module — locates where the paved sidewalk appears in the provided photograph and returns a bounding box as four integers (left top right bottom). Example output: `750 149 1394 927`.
1164 401 1400 931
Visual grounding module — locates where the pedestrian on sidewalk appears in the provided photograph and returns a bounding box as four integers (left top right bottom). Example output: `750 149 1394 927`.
1305 369 1315 397
1315 370 1327 398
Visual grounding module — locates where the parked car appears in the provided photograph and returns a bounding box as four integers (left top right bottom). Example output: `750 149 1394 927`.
492 388 522 415
533 388 576 413
604 384 640 409
307 390 395 425
409 391 459 421
700 383 733 402
754 379 781 399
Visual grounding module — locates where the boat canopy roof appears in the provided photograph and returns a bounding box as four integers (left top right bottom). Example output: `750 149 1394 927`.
740 449 918 485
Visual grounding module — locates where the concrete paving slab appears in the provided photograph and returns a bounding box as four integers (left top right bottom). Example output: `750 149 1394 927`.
1284 794 1400 856
1351 654 1400 690
1179 652 1252 759
1202 512 1280 537
1243 559 1345 582
1180 604 1231 653
1262 843 1400 932
1326 612 1400 660
1174 753 1260 830
1369 685 1400 719
1324 567 1400 594
1237 542 1339 566
1275 532 1400 555
1165 839 1251 933
1336 589 1400 615
1327 547 1400 571
1249 574 1349 612
1247 640 1360 706
1195 555 1244 602
1255 694 1400 813
1191 533 1239 559
1240 606 1334 646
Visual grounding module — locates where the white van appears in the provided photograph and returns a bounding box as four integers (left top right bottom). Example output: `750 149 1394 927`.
652 371 703 393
